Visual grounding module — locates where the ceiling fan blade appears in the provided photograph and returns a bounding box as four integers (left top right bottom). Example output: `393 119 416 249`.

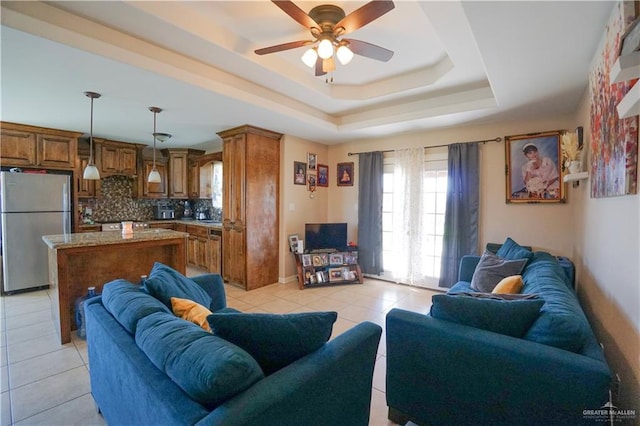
344 38 394 62
334 0 394 36
272 1 319 30
255 40 312 55
315 57 326 76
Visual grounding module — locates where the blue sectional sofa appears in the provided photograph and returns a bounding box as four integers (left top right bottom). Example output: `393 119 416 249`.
85 270 382 426
386 242 611 426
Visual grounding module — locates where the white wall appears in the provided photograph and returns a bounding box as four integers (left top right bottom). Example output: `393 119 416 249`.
571 89 639 413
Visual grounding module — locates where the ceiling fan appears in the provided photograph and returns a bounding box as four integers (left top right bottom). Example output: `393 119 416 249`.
255 0 395 76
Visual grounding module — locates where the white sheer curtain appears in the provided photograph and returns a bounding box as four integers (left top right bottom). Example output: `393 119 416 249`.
391 148 427 286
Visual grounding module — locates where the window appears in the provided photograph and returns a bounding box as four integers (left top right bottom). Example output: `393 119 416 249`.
380 149 448 289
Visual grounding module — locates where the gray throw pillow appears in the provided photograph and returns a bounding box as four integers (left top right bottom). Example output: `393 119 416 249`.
470 251 528 293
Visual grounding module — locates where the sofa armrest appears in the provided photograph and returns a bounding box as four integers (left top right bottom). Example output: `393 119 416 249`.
458 255 480 282
190 273 226 311
199 322 382 426
386 309 611 426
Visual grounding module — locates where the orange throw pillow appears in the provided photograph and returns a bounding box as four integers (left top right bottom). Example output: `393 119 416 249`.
171 297 213 332
492 275 523 294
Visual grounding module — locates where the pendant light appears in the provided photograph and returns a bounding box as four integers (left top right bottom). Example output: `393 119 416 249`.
83 91 101 180
148 107 172 183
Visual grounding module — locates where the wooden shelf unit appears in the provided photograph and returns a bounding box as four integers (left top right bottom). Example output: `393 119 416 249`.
294 250 363 290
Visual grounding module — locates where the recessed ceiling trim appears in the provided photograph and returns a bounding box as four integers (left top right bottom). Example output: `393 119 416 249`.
337 85 497 130
330 55 454 100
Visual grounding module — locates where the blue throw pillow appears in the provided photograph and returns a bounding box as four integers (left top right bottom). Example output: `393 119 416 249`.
207 311 337 375
496 237 534 262
430 293 544 338
136 312 264 408
101 279 170 334
470 250 528 293
143 262 212 310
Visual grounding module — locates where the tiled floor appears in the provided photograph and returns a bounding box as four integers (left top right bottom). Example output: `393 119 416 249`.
0 269 439 426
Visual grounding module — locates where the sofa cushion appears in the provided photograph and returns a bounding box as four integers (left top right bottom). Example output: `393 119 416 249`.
430 293 544 338
496 237 535 262
207 311 337 375
521 252 592 353
101 279 170 335
143 262 212 310
171 297 212 332
135 312 264 409
470 251 528 293
492 275 523 294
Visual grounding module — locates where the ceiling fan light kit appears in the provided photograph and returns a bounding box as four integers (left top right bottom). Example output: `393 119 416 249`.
256 0 395 77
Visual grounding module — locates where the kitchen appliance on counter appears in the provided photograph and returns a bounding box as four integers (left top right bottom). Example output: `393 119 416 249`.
153 202 175 220
101 222 149 232
183 200 193 219
1 171 72 293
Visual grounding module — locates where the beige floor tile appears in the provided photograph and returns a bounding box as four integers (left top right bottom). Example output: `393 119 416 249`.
7 333 72 365
304 296 350 312
276 289 326 306
336 304 383 324
4 308 53 330
369 388 397 426
10 366 90 423
9 347 84 389
1 391 11 426
2 292 50 309
232 290 278 306
5 321 56 345
0 347 6 368
253 298 303 314
372 355 386 393
4 300 51 319
14 393 105 426
225 298 253 312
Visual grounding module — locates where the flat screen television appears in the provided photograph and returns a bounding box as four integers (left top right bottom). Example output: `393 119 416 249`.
305 223 348 252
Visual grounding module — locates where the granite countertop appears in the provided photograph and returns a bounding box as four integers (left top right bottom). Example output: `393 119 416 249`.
42 229 189 249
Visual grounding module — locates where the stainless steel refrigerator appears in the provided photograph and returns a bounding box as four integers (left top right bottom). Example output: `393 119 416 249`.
1 171 71 293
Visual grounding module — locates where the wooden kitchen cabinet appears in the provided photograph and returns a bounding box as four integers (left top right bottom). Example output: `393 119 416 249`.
189 158 200 198
185 224 220 271
97 140 137 176
219 125 281 290
77 155 97 197
142 161 168 198
163 149 205 199
0 122 79 170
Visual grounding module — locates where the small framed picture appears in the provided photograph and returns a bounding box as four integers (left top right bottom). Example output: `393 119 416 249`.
312 254 323 267
344 252 358 265
337 162 354 186
301 254 312 267
317 164 329 187
308 173 317 192
329 253 344 265
316 271 325 283
329 268 343 282
288 234 299 252
342 267 356 281
304 268 314 284
308 153 317 170
294 161 307 185
320 253 329 265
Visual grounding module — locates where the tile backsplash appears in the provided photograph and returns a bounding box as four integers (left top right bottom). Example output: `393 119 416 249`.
79 175 221 223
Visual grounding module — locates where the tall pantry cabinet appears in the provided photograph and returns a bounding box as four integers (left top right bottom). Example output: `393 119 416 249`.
218 125 282 291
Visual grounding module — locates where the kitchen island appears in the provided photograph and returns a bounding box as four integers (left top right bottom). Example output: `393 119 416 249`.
42 229 188 344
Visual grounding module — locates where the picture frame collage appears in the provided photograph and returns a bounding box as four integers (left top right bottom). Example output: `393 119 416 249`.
291 154 335 190
300 251 358 286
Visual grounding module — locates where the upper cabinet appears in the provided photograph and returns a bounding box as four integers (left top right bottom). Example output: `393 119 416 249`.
193 152 222 199
97 140 138 176
1 122 79 170
139 146 168 199
162 148 205 199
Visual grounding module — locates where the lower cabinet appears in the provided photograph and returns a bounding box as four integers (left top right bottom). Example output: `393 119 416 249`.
186 225 221 273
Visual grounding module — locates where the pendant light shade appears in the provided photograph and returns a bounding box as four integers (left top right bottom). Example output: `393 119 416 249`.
83 91 101 180
148 107 172 183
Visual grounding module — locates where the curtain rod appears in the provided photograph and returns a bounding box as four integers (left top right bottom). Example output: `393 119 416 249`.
347 137 502 156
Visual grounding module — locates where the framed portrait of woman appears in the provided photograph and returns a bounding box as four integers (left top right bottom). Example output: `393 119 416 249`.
505 130 565 203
